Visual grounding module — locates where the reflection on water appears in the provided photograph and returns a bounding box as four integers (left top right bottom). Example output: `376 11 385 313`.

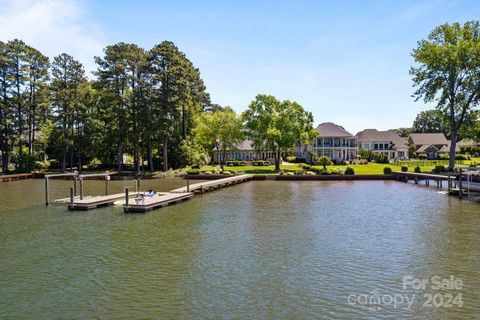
0 179 479 319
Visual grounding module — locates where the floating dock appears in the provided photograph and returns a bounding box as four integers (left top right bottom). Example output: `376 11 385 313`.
170 174 254 194
68 192 140 211
123 192 193 213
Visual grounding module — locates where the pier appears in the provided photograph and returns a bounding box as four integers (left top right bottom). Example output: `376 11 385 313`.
170 174 254 194
68 192 140 210
123 192 193 213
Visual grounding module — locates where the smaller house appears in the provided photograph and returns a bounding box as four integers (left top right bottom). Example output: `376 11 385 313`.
408 133 459 159
356 129 409 160
211 139 276 163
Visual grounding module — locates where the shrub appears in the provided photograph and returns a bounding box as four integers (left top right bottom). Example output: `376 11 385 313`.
318 168 331 175
418 154 428 160
225 161 235 166
306 171 315 175
286 172 294 175
344 167 355 175
469 163 477 168
434 165 446 173
223 171 232 175
186 168 201 174
234 161 246 166
286 156 297 162
383 167 392 174
439 154 449 160
204 171 212 175
253 160 270 166
401 166 408 172
300 163 312 170
414 166 421 173
454 154 469 160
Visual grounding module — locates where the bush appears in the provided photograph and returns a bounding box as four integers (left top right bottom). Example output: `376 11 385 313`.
306 171 315 175
253 160 270 166
401 166 408 172
204 171 212 175
414 166 421 173
418 154 428 160
439 154 449 160
383 167 392 174
286 172 294 175
318 168 332 175
223 171 232 175
300 163 312 170
186 168 201 174
286 156 297 162
344 167 355 175
434 165 446 173
469 163 477 168
233 161 246 166
454 154 469 160
225 161 234 166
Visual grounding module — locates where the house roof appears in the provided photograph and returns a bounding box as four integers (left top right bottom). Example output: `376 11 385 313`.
416 144 438 153
457 139 478 147
409 133 448 146
213 139 255 151
356 129 408 149
315 122 353 137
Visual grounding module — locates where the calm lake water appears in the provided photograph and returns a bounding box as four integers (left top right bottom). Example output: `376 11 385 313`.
1 178 479 319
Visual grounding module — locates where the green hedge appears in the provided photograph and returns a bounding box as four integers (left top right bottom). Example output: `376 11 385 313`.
252 160 270 166
401 166 408 172
383 167 392 174
186 168 201 174
415 166 421 173
225 161 246 166
434 165 446 173
344 167 355 175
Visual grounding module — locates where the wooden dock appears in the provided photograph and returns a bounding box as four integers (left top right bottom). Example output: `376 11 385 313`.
123 192 193 213
170 174 254 194
68 192 139 211
1 173 33 182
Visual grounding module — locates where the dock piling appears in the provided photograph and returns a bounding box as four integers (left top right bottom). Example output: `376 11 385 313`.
79 178 84 200
45 177 49 206
125 188 129 207
187 180 190 192
70 187 74 205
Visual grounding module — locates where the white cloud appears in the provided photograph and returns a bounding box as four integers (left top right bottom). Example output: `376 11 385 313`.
0 0 104 75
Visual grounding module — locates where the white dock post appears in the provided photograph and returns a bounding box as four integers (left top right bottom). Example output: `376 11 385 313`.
79 178 84 200
105 175 110 195
45 177 49 206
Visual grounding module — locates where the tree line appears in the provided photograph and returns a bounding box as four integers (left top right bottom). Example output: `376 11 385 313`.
0 39 214 173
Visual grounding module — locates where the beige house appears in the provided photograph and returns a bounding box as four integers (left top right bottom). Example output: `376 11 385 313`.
408 133 459 159
297 122 357 162
211 139 275 163
356 129 409 160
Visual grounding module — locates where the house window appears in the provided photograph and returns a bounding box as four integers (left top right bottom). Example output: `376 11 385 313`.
374 144 378 149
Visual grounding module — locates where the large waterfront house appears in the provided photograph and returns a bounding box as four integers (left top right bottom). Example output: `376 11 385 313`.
211 139 276 163
408 133 459 159
298 122 357 162
356 129 409 160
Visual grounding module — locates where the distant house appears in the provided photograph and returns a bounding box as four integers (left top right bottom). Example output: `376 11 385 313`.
408 133 459 159
298 122 357 162
212 139 276 163
356 129 409 160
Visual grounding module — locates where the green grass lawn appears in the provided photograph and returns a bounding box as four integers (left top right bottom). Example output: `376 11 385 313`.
199 160 478 175
201 163 411 175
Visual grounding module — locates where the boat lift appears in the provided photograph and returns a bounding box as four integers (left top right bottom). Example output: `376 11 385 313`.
44 172 111 205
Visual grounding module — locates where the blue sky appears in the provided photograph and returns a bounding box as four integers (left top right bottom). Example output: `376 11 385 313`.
1 0 480 133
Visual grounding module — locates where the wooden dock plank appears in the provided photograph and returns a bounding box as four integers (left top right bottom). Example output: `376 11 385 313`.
170 174 254 193
67 192 139 210
124 192 193 213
